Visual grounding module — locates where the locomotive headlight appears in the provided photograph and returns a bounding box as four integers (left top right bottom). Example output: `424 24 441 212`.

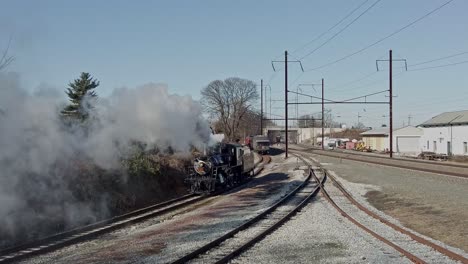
194 159 211 175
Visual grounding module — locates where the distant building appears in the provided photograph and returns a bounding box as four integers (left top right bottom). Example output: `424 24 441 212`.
360 128 389 152
418 110 468 156
393 126 423 156
359 126 423 156
263 126 344 145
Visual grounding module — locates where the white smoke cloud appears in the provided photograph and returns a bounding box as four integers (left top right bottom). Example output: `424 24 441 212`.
0 73 211 244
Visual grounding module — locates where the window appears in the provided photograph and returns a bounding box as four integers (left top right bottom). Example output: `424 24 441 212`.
427 140 429 149
433 141 437 152
464 142 468 154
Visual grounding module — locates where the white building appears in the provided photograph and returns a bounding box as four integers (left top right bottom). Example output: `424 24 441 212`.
263 126 344 144
418 110 468 156
393 126 424 156
359 126 423 156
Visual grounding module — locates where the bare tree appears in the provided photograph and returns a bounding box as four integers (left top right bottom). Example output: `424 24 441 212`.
0 36 14 71
201 77 258 141
297 114 320 128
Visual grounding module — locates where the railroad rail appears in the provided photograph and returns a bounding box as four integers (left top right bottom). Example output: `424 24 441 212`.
293 150 468 264
309 147 468 169
0 153 270 263
325 168 468 263
294 147 468 178
171 156 323 264
0 194 204 263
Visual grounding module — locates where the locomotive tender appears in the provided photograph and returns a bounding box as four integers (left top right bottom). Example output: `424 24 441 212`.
186 143 255 194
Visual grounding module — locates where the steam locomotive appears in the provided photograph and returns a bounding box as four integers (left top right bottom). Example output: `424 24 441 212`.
186 143 255 194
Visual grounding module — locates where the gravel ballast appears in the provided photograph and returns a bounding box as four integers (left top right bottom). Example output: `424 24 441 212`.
293 147 468 252
20 154 306 264
236 155 466 263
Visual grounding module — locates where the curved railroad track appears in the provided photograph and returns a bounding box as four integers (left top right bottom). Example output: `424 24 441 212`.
294 150 468 264
171 156 323 264
293 147 468 178
0 154 270 264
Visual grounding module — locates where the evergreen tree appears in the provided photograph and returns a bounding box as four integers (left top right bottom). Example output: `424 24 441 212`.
61 72 99 121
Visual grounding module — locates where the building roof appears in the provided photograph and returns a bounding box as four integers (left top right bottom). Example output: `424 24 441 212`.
393 125 423 136
360 128 389 136
419 110 468 127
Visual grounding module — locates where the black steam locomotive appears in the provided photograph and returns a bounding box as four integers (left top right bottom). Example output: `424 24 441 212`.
186 143 255 194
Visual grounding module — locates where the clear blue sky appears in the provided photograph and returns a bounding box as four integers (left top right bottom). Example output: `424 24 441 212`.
1 0 467 128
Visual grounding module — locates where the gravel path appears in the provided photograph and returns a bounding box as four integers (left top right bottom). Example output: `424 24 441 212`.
20 154 306 264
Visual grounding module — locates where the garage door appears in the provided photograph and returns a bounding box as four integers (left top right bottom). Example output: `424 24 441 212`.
396 136 419 154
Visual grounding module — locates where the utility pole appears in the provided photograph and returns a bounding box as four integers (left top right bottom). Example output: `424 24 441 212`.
376 50 406 158
260 79 263 135
321 78 324 150
296 86 299 127
408 114 412 126
389 49 393 158
357 112 362 127
271 51 303 158
285 51 288 158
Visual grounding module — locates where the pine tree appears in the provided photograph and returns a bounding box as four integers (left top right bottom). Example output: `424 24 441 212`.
61 72 99 121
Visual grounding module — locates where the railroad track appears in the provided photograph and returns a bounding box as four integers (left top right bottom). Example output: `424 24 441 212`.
293 147 468 178
310 147 468 168
0 153 270 263
171 156 323 264
0 194 205 263
294 151 468 264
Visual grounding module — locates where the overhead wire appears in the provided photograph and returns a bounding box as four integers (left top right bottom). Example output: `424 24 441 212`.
409 60 468 72
328 71 380 91
299 0 383 60
291 0 372 56
339 89 388 102
305 0 455 72
409 51 468 67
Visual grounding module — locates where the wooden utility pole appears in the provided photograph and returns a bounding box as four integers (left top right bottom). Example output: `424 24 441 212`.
285 51 288 158
260 79 263 135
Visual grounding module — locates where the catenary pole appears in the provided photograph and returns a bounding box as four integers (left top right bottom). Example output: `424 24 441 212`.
285 51 288 158
321 78 324 150
260 79 263 135
389 49 393 158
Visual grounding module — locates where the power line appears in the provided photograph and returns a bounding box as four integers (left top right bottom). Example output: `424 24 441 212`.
328 71 380 91
409 60 468 72
292 0 369 53
299 0 383 60
291 0 371 56
409 51 468 67
305 0 455 72
340 89 388 102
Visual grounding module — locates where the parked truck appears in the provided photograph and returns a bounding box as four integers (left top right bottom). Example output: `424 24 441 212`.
252 135 270 154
